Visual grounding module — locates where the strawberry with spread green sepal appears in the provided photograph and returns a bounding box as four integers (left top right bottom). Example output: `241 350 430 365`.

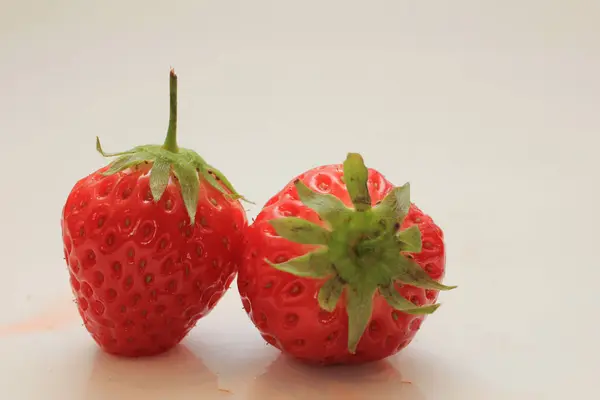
238 153 455 365
61 69 248 357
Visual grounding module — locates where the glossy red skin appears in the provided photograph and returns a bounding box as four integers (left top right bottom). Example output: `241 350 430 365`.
238 164 445 365
61 165 247 357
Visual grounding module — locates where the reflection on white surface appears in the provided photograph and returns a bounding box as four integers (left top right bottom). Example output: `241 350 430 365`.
83 345 423 400
0 297 581 399
83 340 424 400
83 346 221 400
247 356 422 400
0 307 424 400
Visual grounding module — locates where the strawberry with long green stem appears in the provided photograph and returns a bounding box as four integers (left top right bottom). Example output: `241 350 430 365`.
61 69 248 357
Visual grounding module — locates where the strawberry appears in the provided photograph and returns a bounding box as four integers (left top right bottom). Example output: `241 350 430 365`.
61 69 248 357
237 153 455 365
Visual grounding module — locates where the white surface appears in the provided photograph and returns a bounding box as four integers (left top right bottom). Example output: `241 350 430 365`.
1 0 599 398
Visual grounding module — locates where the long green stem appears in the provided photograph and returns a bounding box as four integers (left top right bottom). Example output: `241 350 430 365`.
163 68 179 153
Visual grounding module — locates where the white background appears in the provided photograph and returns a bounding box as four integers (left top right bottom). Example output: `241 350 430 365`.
1 0 599 398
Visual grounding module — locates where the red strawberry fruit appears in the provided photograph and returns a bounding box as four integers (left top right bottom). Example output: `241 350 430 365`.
61 69 248 357
238 153 455 365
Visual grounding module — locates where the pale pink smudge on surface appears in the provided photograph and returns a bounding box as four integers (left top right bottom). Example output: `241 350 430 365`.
0 297 79 336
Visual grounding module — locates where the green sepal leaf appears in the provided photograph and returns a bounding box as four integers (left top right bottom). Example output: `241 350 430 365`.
317 276 345 312
294 180 350 227
346 286 376 354
396 225 422 253
353 229 398 266
386 254 456 291
179 148 208 169
103 152 152 175
172 163 199 224
266 248 334 278
201 169 234 199
103 155 134 175
149 158 171 202
96 136 135 158
269 217 331 245
179 149 250 204
379 284 440 314
343 153 371 212
206 164 251 203
374 183 411 229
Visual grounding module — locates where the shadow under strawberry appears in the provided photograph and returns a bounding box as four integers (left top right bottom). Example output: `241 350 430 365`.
246 354 425 400
83 342 227 400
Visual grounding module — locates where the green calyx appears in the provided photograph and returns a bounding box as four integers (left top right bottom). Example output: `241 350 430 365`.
95 69 249 224
267 153 456 354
